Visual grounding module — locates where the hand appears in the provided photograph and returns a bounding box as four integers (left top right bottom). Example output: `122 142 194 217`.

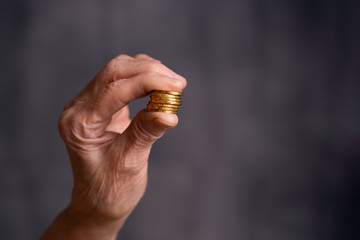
41 54 187 240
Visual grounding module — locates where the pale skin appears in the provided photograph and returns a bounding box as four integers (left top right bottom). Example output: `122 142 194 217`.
40 54 187 240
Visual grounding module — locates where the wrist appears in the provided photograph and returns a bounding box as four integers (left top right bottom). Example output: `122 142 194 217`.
40 206 126 240
62 205 126 237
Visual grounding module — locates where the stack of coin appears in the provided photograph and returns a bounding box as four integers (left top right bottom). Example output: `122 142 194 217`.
146 90 183 114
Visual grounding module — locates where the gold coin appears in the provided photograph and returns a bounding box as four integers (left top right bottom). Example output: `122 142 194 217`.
150 95 182 99
150 99 181 103
150 94 182 99
147 106 180 111
146 90 183 114
146 106 179 111
150 90 183 96
150 97 181 101
147 109 178 114
148 102 180 108
150 102 181 106
146 105 179 111
149 99 182 105
150 106 179 110
147 106 179 110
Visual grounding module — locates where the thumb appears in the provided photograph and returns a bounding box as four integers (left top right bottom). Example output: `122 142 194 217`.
122 110 179 151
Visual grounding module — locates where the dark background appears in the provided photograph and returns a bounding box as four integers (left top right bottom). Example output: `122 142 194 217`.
1 0 360 239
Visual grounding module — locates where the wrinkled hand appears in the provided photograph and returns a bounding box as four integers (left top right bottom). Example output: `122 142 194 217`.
41 54 186 240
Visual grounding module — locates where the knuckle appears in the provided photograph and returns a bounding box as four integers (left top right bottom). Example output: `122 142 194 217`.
114 54 132 61
104 59 118 73
58 104 110 145
115 54 131 60
104 54 130 73
108 77 128 89
133 53 148 59
143 60 163 72
58 107 87 141
58 109 74 140
134 53 161 62
132 120 158 148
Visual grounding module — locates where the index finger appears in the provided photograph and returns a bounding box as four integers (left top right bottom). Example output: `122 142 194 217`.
61 54 187 139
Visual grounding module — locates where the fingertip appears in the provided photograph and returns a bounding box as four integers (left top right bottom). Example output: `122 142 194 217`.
152 112 179 129
172 75 187 91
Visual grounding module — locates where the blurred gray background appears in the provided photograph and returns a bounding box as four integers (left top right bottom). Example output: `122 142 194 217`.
1 0 360 239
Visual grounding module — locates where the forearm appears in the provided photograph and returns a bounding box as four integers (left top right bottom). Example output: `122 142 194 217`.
40 206 125 240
